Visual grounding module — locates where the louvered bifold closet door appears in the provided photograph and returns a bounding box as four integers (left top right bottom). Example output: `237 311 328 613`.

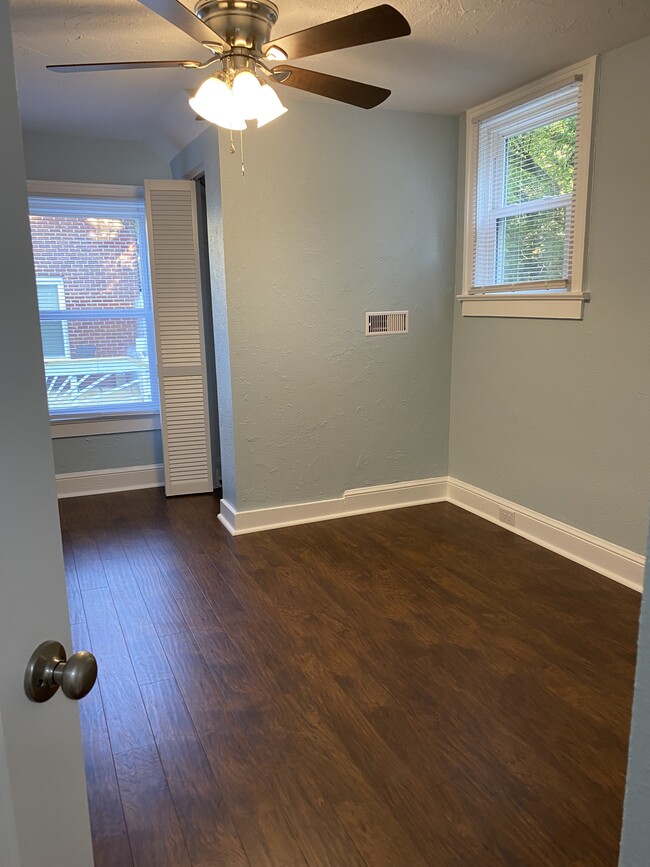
145 180 213 496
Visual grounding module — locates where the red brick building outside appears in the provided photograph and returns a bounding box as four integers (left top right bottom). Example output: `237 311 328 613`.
29 207 156 413
29 213 145 359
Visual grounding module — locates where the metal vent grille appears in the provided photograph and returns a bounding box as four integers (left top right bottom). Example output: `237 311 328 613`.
365 311 409 335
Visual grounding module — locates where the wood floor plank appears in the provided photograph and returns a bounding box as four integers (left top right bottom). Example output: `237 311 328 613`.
141 676 250 866
230 526 629 862
272 768 367 867
140 675 197 743
102 558 172 685
60 489 639 867
65 563 85 625
114 745 192 867
173 571 225 630
123 546 188 637
71 530 108 591
157 733 251 867
71 622 133 867
161 630 230 736
201 728 303 867
90 498 127 560
60 528 76 571
185 550 248 626
190 626 254 699
279 520 627 855
289 514 634 825
82 585 154 753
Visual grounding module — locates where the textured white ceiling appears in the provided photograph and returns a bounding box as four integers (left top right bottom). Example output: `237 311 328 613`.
10 0 650 159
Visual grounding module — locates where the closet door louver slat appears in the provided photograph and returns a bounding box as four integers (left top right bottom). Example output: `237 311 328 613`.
145 180 213 496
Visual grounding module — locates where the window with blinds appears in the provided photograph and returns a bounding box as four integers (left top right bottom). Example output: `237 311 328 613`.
472 81 580 293
28 193 159 419
461 58 596 318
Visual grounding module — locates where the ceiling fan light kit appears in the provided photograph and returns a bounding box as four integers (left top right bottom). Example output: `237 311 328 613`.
189 67 288 129
47 0 411 136
189 74 247 128
254 81 288 126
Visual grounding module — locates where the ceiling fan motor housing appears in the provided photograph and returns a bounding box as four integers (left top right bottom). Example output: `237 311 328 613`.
194 0 279 53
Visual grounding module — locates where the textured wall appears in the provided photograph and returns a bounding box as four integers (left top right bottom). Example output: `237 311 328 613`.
619 527 650 864
22 131 170 186
22 130 170 474
449 35 650 554
216 102 458 510
52 430 163 473
619 538 650 867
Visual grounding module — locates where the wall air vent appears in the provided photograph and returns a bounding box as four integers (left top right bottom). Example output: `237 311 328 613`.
365 310 409 336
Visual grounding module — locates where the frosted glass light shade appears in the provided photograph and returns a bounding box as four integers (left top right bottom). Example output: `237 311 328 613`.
256 84 287 127
189 77 247 131
190 72 287 131
231 70 263 120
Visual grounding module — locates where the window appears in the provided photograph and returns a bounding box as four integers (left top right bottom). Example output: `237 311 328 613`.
460 57 596 319
28 184 159 425
37 278 70 359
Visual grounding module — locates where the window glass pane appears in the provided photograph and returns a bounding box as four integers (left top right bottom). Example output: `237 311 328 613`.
505 114 577 206
497 206 568 284
28 195 158 418
37 280 62 309
30 212 146 310
41 322 66 358
44 316 154 413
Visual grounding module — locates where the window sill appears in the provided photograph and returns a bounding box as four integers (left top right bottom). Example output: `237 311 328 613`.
457 293 589 320
50 413 161 439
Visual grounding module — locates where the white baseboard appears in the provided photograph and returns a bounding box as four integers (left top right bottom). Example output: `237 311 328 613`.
218 475 645 592
217 476 449 536
58 464 644 592
447 478 645 592
56 464 164 498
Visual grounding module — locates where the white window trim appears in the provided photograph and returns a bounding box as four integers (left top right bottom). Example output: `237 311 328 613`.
28 180 159 438
27 180 143 199
459 56 598 320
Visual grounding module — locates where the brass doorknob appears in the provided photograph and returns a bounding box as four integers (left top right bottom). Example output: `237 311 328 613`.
24 640 98 703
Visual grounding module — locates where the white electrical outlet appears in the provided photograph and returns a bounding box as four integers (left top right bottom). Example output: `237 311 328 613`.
499 508 516 526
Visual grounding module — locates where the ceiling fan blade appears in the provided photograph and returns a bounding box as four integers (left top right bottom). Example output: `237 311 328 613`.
273 65 390 109
263 5 410 61
136 0 228 48
47 60 200 73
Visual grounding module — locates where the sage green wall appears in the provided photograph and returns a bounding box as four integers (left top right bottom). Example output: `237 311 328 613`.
620 528 650 864
215 102 458 510
22 130 170 186
449 35 650 554
52 431 163 474
21 130 169 475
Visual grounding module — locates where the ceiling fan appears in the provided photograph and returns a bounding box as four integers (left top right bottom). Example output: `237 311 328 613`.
47 1 411 130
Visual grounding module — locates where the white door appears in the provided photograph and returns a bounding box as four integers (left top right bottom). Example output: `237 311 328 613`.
0 0 94 863
145 180 214 496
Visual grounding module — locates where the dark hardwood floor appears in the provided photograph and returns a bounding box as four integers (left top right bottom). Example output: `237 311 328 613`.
59 489 641 867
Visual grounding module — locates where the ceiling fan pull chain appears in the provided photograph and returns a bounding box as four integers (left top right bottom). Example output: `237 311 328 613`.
229 128 236 155
240 130 245 176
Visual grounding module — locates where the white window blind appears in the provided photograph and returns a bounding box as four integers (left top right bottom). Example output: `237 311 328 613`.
471 79 582 294
28 194 159 418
